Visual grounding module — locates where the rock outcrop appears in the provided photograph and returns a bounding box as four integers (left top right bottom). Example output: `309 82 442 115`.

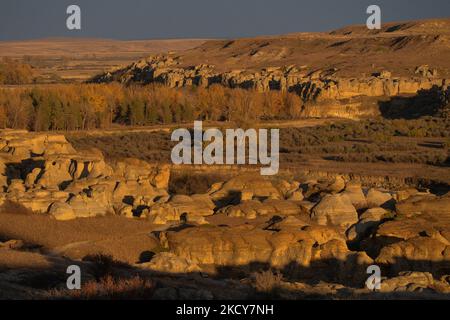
94 54 447 101
156 223 372 283
92 54 450 119
1 130 449 297
0 130 170 220
310 193 358 228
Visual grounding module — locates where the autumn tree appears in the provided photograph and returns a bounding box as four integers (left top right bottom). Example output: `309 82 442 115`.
0 58 34 85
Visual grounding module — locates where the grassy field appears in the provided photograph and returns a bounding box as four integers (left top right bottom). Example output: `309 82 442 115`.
66 117 450 191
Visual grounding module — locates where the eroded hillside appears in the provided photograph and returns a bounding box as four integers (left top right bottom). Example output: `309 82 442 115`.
93 19 450 119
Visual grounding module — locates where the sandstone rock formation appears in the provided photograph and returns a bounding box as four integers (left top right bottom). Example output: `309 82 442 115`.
148 194 215 224
1 129 449 298
310 193 358 228
95 55 449 120
0 130 170 220
94 54 448 104
91 18 450 120
156 223 371 282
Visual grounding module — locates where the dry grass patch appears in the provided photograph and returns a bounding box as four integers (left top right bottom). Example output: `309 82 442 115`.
48 275 155 300
253 270 284 293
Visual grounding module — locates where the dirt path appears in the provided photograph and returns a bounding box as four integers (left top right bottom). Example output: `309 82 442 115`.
63 118 348 137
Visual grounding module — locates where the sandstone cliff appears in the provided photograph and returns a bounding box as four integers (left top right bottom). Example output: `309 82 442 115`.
91 19 450 119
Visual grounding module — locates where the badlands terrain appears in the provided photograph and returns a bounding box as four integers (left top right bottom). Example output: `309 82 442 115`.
0 18 449 299
0 129 449 299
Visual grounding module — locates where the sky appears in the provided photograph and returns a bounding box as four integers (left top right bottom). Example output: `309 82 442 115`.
0 0 449 41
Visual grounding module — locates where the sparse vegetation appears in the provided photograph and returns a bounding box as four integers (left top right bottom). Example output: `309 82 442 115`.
169 171 226 195
82 254 132 281
280 118 450 166
48 275 155 300
67 117 450 168
253 270 284 294
68 130 173 162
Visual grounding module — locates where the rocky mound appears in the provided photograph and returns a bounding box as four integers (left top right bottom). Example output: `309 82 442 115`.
0 130 170 220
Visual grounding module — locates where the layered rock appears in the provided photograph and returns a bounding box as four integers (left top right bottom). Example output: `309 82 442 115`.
95 54 447 100
156 223 372 282
0 130 170 220
92 54 450 119
341 181 367 210
310 193 358 228
147 194 215 224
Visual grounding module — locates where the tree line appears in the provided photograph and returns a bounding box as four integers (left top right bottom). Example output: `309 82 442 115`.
0 58 34 85
0 83 302 131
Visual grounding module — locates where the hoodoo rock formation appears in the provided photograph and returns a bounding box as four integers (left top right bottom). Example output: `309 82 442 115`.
0 130 170 220
93 55 449 119
0 130 449 298
95 56 447 102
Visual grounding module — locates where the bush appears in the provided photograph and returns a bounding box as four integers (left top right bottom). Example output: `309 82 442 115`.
253 270 283 293
82 254 131 281
48 275 155 300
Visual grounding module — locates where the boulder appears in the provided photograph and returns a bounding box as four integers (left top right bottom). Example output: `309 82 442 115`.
286 190 304 201
163 224 371 283
67 189 112 218
210 174 283 204
311 194 358 228
220 199 305 219
7 180 25 193
380 272 435 293
0 130 172 221
366 188 394 209
0 131 76 160
395 193 450 220
141 252 201 274
118 205 134 218
376 237 450 276
341 181 367 210
148 194 215 224
35 157 73 189
7 189 69 214
346 207 388 241
24 168 41 188
48 201 76 221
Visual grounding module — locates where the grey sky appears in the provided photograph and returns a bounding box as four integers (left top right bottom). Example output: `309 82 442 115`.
0 0 449 41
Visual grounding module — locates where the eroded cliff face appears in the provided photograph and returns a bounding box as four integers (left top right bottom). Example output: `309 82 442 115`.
92 54 449 119
91 18 450 120
96 55 445 96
